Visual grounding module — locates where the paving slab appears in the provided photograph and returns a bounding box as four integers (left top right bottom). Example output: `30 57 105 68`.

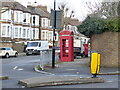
18 76 104 88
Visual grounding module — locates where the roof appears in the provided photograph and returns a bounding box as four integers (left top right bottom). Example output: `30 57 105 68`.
27 6 45 16
43 11 50 18
60 30 74 35
37 5 50 18
0 0 15 2
27 5 49 17
1 1 31 13
64 18 82 26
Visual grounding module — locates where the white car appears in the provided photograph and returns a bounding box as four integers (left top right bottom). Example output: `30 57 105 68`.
0 47 18 58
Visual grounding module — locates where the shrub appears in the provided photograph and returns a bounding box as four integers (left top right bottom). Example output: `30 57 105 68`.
77 16 120 38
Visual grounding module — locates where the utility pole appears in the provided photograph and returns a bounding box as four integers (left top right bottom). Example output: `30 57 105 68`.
52 0 56 68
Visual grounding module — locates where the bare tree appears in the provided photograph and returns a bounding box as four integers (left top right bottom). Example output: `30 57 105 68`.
57 2 75 32
118 1 120 16
83 1 119 19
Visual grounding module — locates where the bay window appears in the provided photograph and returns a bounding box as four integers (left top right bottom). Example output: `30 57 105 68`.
2 26 6 36
23 28 26 38
14 27 18 38
7 26 10 37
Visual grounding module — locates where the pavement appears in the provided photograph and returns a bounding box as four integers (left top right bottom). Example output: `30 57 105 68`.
18 76 104 88
17 56 119 88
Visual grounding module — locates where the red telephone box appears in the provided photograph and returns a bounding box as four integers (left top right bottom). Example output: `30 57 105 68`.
60 30 74 62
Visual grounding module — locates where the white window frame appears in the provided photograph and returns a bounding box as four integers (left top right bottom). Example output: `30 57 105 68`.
46 19 48 27
41 30 45 40
42 18 46 27
45 31 48 40
19 27 22 38
20 12 23 23
1 26 6 37
27 29 30 39
32 15 38 25
22 28 27 38
49 31 53 41
16 12 19 22
23 13 27 23
14 27 19 38
35 29 39 39
7 26 10 37
1 24 11 37
30 29 33 40
36 15 39 26
33 29 35 39
1 9 11 20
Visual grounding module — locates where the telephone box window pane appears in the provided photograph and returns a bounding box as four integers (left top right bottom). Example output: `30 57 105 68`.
62 39 69 57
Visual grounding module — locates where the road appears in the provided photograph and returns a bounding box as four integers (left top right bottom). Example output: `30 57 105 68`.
1 55 119 88
2 55 45 88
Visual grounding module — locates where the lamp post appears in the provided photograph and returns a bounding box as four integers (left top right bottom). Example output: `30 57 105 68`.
52 0 56 68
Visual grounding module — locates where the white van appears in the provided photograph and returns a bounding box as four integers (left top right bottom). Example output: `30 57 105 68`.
25 41 49 55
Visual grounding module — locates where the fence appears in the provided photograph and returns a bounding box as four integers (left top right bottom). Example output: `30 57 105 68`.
39 50 60 68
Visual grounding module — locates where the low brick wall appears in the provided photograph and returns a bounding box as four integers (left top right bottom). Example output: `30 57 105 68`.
0 42 24 53
12 43 24 53
91 32 119 67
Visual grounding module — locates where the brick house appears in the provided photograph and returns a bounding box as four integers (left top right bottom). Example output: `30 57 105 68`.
37 5 59 47
0 1 89 52
0 1 40 52
63 18 89 45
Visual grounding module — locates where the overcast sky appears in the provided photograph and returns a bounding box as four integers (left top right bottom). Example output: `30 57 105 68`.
15 0 101 21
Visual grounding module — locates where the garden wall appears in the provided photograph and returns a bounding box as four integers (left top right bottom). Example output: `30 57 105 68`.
0 42 24 53
91 32 119 67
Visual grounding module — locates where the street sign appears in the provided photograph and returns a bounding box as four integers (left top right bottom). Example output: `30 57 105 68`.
50 10 63 29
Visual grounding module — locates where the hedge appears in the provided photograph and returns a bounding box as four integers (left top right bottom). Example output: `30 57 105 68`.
77 16 120 38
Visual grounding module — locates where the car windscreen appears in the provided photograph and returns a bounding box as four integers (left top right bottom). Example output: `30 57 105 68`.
27 42 38 47
0 48 5 50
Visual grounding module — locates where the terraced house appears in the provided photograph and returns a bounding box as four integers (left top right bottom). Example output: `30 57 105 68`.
63 18 89 46
32 5 59 47
0 1 89 53
0 1 40 41
0 1 40 52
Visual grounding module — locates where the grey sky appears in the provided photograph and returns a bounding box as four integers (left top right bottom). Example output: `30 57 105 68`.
15 0 100 21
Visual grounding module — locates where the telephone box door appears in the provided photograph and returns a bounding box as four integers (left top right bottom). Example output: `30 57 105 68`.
60 30 74 62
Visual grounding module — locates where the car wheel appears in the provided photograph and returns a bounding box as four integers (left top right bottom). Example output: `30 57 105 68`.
5 53 9 58
15 53 18 57
26 53 29 56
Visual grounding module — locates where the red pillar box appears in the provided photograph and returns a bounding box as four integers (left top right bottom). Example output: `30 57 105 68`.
83 44 88 57
60 30 74 62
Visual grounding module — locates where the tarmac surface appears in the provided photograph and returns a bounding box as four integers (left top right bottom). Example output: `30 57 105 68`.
1 54 119 88
17 57 119 88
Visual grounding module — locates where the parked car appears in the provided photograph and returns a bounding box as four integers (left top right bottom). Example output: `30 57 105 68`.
54 47 83 59
0 47 18 58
